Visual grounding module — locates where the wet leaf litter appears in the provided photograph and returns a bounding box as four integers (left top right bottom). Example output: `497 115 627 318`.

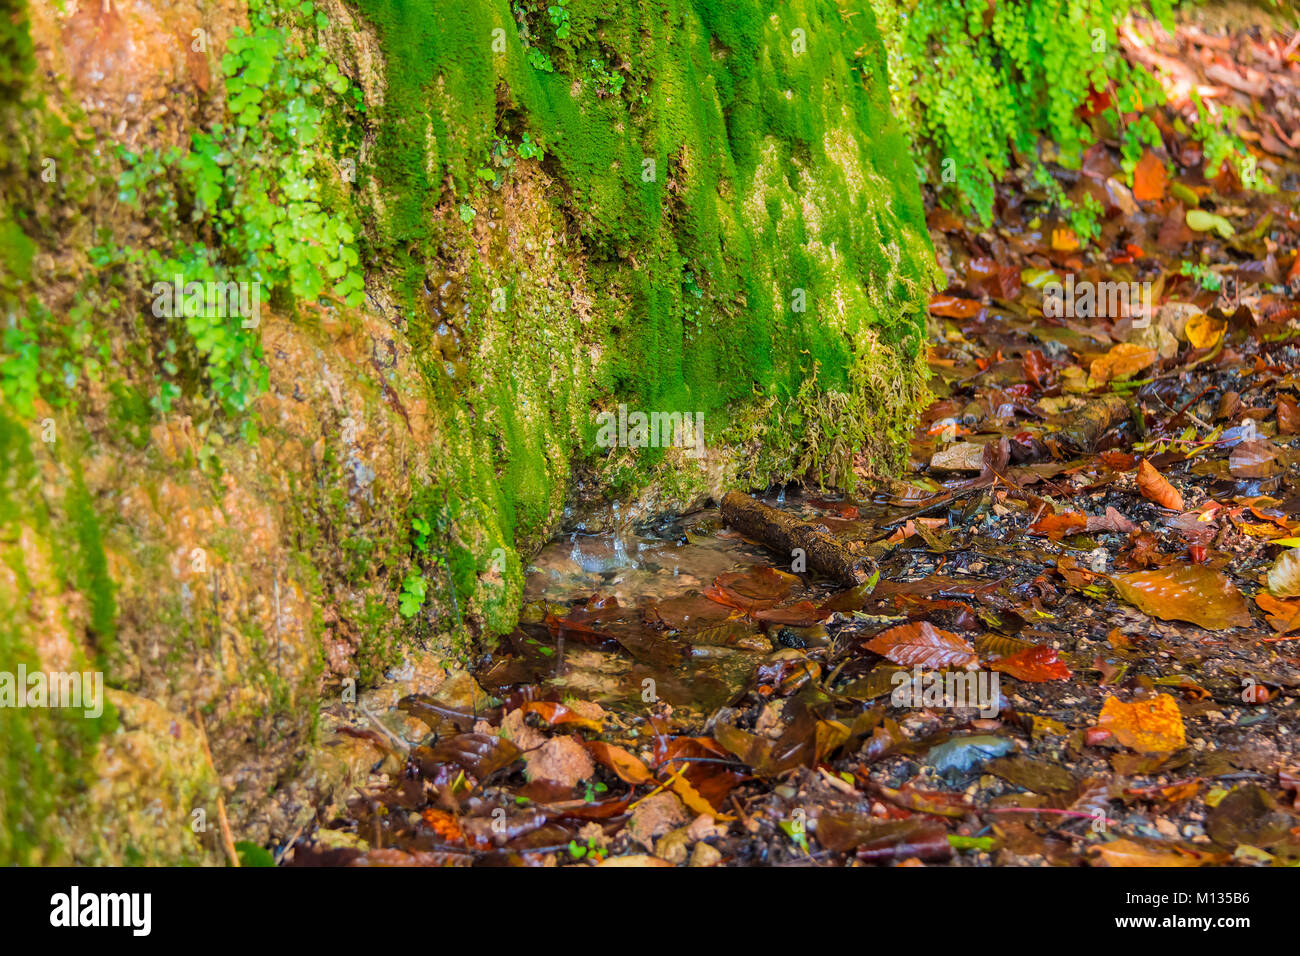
293 18 1300 867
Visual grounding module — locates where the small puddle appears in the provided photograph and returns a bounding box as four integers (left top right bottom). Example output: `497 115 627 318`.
472 489 893 720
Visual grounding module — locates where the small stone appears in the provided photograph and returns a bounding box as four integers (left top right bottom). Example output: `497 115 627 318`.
690 842 722 867
627 792 688 850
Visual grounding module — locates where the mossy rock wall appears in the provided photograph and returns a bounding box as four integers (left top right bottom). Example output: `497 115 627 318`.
0 0 934 862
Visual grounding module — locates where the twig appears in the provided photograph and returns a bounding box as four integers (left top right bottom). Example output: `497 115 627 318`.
359 703 412 755
194 709 240 867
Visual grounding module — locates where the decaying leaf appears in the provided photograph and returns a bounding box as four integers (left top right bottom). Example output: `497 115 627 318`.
1110 564 1252 630
1089 837 1213 867
1268 548 1300 598
1229 439 1282 479
704 567 799 613
1097 694 1186 754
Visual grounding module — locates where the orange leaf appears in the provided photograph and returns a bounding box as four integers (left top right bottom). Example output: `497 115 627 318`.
864 621 978 669
990 644 1072 682
519 701 604 732
583 741 653 784
1028 510 1087 539
929 293 984 318
1089 343 1157 386
1132 151 1168 202
1098 694 1186 754
1089 838 1213 867
1051 227 1079 251
1255 593 1300 634
752 600 832 626
1279 395 1300 435
1110 564 1252 630
1136 458 1184 510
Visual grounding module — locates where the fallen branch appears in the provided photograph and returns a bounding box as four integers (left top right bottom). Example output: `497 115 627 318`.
720 490 872 588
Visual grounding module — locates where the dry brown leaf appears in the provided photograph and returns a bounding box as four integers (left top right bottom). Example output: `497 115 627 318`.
1136 458 1185 510
1268 548 1300 599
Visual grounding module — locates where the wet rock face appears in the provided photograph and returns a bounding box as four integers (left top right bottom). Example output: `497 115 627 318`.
33 0 245 145
1 0 935 864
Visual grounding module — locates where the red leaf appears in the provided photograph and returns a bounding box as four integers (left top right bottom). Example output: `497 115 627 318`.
990 645 1072 682
864 621 978 669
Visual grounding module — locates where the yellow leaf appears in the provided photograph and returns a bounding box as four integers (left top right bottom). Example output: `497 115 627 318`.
1088 343 1157 387
1184 312 1226 349
1051 227 1079 251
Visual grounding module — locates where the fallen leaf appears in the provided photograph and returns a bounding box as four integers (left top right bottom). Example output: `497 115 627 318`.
1089 837 1211 867
1268 548 1300 598
1132 150 1168 201
1278 396 1300 434
1089 343 1157 386
929 293 984 318
1184 312 1226 349
1206 785 1293 848
1028 510 1087 539
704 567 798 613
1098 694 1186 754
1110 564 1252 629
1136 458 1185 510
1229 439 1282 479
1255 593 1300 633
1051 227 1079 251
520 701 604 732
990 644 1072 682
929 441 987 473
752 600 832 626
1186 208 1234 238
864 621 979 669
583 741 653 785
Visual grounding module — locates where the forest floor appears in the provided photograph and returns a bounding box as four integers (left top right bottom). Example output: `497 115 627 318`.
293 16 1300 867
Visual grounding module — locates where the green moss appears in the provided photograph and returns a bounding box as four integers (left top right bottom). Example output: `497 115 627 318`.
0 411 118 865
352 0 935 639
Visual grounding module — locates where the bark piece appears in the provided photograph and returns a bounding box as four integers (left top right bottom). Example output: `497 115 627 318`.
720 491 871 588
